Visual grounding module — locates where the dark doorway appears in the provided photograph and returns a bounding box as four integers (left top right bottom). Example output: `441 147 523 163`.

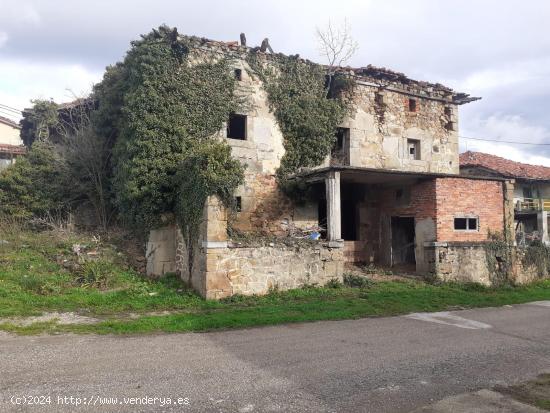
341 200 357 240
391 216 415 266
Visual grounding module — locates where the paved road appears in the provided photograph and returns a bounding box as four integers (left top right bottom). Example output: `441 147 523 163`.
1 302 550 412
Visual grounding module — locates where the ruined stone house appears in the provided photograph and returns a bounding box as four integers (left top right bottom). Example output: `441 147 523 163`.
460 151 550 245
147 38 518 298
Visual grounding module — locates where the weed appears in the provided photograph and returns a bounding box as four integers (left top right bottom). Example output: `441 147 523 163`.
343 273 372 289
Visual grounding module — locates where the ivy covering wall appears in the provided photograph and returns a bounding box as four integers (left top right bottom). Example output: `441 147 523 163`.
246 53 353 194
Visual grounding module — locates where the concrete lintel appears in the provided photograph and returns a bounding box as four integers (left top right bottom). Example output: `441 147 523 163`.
202 241 228 249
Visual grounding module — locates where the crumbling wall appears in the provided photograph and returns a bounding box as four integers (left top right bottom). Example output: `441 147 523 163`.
425 242 548 286
343 85 459 174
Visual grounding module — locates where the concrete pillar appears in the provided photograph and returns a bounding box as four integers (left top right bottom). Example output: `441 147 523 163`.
503 180 515 244
538 210 549 244
325 171 342 245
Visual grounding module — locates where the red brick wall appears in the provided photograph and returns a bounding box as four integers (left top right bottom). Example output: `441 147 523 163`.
435 177 504 242
379 179 437 219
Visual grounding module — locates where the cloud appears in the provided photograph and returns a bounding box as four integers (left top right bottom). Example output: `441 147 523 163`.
0 32 7 48
460 114 550 166
0 58 101 119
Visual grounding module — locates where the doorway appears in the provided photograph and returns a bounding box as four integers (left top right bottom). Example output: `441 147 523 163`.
391 216 416 266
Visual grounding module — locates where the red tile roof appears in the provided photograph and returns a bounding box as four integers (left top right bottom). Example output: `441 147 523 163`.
0 115 20 129
0 144 26 155
459 151 550 181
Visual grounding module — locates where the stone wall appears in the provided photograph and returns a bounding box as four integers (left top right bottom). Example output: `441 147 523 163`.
223 54 463 236
342 83 459 174
426 242 549 286
201 243 344 299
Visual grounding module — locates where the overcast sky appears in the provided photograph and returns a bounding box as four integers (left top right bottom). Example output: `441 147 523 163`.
1 0 549 165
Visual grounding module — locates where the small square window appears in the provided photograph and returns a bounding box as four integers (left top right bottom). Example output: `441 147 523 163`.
235 196 242 212
227 114 247 140
234 68 242 81
454 218 467 230
375 92 385 106
407 139 420 160
454 217 478 231
408 98 417 112
444 106 452 116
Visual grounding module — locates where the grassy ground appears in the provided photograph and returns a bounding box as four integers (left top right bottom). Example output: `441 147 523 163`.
496 374 550 411
1 228 550 335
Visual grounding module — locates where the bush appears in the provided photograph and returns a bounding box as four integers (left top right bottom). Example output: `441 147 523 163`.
325 278 343 289
343 273 372 289
0 142 70 219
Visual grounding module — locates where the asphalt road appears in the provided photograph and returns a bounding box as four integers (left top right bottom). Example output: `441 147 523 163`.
1 302 550 413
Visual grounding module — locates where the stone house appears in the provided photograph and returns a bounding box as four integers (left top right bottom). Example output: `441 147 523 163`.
147 38 517 298
460 151 550 245
0 115 25 170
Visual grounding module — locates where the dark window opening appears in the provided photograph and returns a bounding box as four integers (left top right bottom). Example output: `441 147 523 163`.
444 106 452 116
454 217 478 231
227 114 247 140
334 127 349 150
445 121 455 131
234 68 242 81
408 98 417 112
407 139 420 160
235 196 242 212
375 92 385 106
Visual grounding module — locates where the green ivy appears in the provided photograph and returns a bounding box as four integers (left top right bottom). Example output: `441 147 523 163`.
246 53 353 196
94 26 245 239
19 99 60 147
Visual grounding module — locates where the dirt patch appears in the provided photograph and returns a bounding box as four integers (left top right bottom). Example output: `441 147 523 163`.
495 373 550 411
0 312 100 326
344 263 423 282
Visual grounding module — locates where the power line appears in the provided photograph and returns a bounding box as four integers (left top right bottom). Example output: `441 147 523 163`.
459 135 550 146
0 103 22 114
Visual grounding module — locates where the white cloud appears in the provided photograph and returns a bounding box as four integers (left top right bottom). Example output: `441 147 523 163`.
0 59 101 120
460 114 550 167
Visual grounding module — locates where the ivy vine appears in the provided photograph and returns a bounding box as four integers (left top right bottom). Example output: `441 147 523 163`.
246 52 354 196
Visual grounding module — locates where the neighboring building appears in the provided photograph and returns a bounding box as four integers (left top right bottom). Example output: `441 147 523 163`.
147 37 518 298
460 151 550 245
0 115 25 170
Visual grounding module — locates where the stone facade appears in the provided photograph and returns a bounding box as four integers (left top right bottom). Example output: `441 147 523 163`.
426 242 549 286
342 83 459 174
147 197 344 299
145 38 534 297
200 243 343 299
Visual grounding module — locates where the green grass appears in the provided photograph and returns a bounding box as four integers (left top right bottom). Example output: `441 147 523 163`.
1 229 550 335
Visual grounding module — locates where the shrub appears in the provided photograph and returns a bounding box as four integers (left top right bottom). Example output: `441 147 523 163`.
343 273 372 289
325 278 343 289
75 260 117 288
0 142 71 219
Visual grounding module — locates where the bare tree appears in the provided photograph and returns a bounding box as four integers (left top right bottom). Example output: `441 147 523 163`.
316 19 359 93
56 93 114 231
316 19 358 70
